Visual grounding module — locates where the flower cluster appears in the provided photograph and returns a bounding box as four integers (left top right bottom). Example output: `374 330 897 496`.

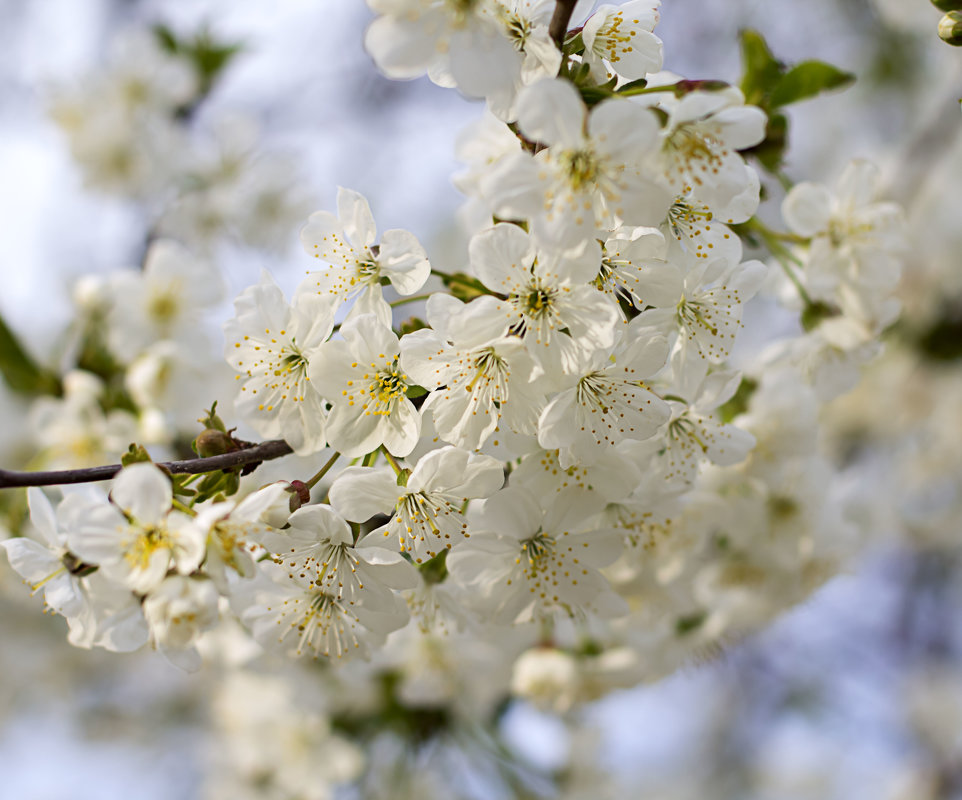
1 0 906 734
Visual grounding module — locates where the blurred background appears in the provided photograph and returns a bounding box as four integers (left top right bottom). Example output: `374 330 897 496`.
3 0 962 798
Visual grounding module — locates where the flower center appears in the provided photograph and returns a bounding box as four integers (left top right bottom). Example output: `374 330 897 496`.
576 372 612 414
559 148 600 191
502 9 532 49
676 295 718 336
520 531 556 576
666 125 720 165
125 525 171 570
362 356 409 415
594 11 636 63
148 290 180 324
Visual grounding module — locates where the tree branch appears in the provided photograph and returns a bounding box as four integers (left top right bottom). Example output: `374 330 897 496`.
0 439 294 489
549 0 579 48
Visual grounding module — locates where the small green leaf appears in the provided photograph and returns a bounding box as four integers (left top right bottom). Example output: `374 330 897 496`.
617 77 648 94
439 272 492 303
676 612 707 636
564 31 585 56
198 401 228 433
0 312 61 396
801 300 840 332
418 550 449 584
739 29 784 107
399 317 427 336
770 61 855 109
405 384 427 399
152 24 180 54
717 377 758 424
578 84 616 107
744 111 789 172
121 443 153 467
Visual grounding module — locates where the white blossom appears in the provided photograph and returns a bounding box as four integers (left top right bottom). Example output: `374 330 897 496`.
310 314 421 458
106 239 224 363
537 320 672 467
330 446 504 562
400 294 545 451
582 1 663 83
482 78 669 253
67 463 204 595
300 187 430 326
224 271 336 455
446 486 627 623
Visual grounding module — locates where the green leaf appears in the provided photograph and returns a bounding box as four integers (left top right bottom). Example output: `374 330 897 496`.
578 84 616 107
716 377 758 424
617 77 648 94
152 23 180 54
739 29 784 107
399 317 427 336
801 300 840 332
743 111 789 172
675 611 707 637
770 61 855 109
0 311 60 396
439 272 492 303
418 550 449 585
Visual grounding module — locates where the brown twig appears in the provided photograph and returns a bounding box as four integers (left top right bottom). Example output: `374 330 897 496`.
0 439 294 489
549 0 579 48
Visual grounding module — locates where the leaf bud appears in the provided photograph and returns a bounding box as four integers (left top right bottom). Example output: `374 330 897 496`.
192 428 238 458
939 11 962 45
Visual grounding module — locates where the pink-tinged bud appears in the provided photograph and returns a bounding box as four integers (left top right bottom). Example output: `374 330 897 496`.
288 480 311 511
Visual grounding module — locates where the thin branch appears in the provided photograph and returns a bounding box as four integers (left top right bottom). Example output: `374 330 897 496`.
549 0 579 48
0 439 294 489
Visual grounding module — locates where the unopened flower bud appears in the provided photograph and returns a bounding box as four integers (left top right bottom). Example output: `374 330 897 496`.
287 479 311 511
939 11 962 45
192 428 237 458
72 274 111 314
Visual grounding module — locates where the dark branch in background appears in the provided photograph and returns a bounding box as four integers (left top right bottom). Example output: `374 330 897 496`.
0 439 293 489
549 0 579 48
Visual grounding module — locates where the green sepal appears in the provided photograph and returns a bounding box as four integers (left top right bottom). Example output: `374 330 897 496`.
120 443 153 467
438 272 493 303
418 549 449 584
198 401 228 433
801 300 840 332
399 317 428 336
563 31 585 56
170 474 198 499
